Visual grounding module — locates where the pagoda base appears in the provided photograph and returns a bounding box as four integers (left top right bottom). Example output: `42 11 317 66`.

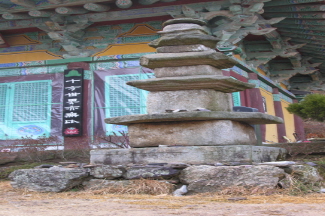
90 145 287 165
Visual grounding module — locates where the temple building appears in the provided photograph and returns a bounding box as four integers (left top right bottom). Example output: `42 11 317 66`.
0 0 322 149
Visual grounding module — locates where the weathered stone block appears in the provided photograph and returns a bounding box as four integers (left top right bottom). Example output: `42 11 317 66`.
156 45 213 53
128 120 257 147
90 165 124 179
127 75 254 92
179 165 286 193
147 90 232 114
9 167 89 192
104 111 284 125
90 146 287 165
123 166 180 179
140 50 237 69
154 65 223 78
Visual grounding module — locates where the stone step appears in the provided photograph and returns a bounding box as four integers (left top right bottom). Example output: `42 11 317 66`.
90 145 287 165
127 75 254 92
140 50 237 69
104 111 284 125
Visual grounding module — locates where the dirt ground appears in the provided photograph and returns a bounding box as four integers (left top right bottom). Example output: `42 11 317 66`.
1 181 325 216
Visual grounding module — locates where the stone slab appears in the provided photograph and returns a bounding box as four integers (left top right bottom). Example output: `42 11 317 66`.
90 146 288 165
146 90 232 114
104 111 284 125
140 50 237 69
126 75 255 92
154 65 223 78
128 120 257 147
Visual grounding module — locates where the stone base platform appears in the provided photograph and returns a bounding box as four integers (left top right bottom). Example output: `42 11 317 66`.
90 145 287 165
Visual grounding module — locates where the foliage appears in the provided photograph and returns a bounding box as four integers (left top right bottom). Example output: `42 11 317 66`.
286 94 325 122
304 120 325 138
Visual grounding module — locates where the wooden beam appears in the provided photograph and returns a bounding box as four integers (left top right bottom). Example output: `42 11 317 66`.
29 10 55 17
264 0 323 7
2 13 31 20
48 0 63 4
278 19 325 25
0 0 115 14
84 3 110 12
275 24 325 31
265 4 325 12
55 7 88 14
10 0 35 8
139 0 160 5
264 12 325 19
278 28 325 37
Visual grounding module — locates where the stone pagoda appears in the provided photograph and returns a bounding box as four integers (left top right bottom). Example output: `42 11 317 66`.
91 18 286 165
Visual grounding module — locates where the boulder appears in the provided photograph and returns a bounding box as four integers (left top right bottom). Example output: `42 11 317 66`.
123 165 180 179
9 167 89 192
284 165 323 183
179 165 285 193
90 165 125 179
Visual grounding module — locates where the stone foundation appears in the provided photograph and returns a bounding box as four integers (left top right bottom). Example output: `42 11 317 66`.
90 145 287 165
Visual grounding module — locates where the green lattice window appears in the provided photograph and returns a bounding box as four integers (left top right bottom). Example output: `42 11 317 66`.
0 80 52 140
104 73 153 135
232 92 241 107
230 77 241 107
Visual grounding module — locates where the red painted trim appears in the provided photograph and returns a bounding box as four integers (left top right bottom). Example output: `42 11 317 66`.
292 99 305 141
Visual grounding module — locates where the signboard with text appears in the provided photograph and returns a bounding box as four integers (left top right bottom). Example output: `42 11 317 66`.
62 69 84 136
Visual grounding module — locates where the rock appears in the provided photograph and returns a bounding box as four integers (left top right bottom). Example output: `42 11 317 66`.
278 174 292 189
284 165 323 183
319 188 325 193
257 161 296 167
0 153 17 165
90 165 124 179
9 168 89 192
305 162 318 167
173 185 188 196
123 166 180 180
179 165 285 193
83 179 131 190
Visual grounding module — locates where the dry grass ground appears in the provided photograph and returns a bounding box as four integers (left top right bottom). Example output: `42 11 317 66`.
1 181 325 216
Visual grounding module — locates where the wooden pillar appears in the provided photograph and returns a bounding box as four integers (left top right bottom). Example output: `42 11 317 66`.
246 73 266 142
293 99 306 141
273 88 286 143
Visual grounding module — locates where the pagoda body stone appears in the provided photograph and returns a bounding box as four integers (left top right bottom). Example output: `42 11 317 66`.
92 18 285 165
